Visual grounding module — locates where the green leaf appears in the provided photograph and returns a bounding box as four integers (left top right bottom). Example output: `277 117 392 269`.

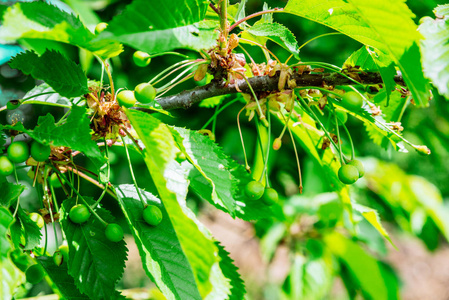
9 50 89 98
15 207 42 250
353 204 396 248
0 2 122 58
170 127 237 216
419 8 449 99
0 207 24 299
215 242 246 300
116 184 206 300
284 0 431 106
96 0 216 54
125 111 243 299
0 182 25 207
60 197 127 300
21 83 77 108
38 256 89 300
324 232 399 300
243 22 299 58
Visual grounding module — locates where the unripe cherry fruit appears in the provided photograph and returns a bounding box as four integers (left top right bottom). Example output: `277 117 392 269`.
69 204 91 224
244 181 265 200
334 109 348 124
105 223 124 242
7 141 29 163
49 172 64 188
347 160 365 178
53 250 63 266
261 188 279 206
116 90 137 108
25 264 45 284
341 91 364 111
133 51 151 67
134 83 156 104
29 212 45 229
143 205 163 226
30 141 51 162
338 164 359 185
95 22 108 34
0 156 14 176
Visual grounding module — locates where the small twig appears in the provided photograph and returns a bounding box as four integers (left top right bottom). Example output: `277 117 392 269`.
209 3 220 14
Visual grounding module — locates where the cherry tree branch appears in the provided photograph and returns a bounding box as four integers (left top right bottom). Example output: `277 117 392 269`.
136 71 405 111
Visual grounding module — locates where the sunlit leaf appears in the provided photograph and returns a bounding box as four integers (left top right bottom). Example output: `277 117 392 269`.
96 0 216 54
0 2 122 58
419 6 449 99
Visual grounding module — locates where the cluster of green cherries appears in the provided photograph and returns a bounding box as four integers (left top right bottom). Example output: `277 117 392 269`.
244 181 279 206
67 202 163 242
0 140 51 176
116 51 156 108
22 204 164 284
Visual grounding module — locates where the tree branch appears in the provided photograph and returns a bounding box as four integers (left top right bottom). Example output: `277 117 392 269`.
136 71 405 111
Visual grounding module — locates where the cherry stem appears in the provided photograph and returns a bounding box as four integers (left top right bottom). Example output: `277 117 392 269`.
296 93 342 157
151 60 200 87
340 121 355 161
229 8 284 32
297 32 343 52
238 38 282 66
201 98 239 130
121 135 146 208
237 104 251 172
51 165 109 227
234 70 265 120
64 165 115 199
333 108 345 165
254 118 266 182
149 59 196 85
264 102 271 187
282 110 303 193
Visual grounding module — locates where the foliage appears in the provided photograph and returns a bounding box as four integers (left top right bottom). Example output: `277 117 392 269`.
0 0 447 299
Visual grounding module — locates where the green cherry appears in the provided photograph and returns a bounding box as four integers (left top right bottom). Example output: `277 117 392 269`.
116 90 137 108
134 83 156 104
133 51 151 67
245 181 265 200
49 172 64 188
338 164 359 185
25 264 45 284
7 141 29 163
261 188 279 206
143 205 163 226
0 156 14 176
105 223 124 242
69 204 91 224
341 91 364 111
348 160 365 178
30 141 51 162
